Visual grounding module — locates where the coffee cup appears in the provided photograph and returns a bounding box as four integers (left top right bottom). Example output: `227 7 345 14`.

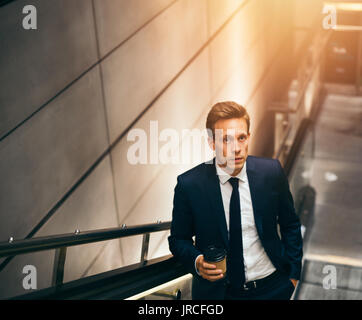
203 245 227 275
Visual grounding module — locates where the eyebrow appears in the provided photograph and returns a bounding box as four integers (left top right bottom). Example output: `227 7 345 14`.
223 133 248 138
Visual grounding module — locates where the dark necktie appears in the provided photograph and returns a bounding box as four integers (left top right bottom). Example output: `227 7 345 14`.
227 177 246 288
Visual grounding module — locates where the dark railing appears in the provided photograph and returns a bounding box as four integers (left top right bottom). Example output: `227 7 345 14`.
0 221 188 299
0 222 170 258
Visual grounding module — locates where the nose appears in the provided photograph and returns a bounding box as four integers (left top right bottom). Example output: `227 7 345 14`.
230 139 241 155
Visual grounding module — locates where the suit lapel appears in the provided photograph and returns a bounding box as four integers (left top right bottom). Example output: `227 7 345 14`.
204 158 229 249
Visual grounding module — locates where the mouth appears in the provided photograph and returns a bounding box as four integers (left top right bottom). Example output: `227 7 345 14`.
233 157 243 163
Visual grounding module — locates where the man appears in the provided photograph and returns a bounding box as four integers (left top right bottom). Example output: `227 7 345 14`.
168 101 303 300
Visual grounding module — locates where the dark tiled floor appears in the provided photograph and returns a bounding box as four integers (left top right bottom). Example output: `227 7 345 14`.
295 89 362 300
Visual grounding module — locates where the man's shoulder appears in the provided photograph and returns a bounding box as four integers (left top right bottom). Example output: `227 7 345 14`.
247 155 278 165
177 161 208 182
176 156 280 183
247 155 283 180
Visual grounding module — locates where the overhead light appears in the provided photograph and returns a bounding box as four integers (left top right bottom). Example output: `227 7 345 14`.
324 2 362 12
334 25 362 31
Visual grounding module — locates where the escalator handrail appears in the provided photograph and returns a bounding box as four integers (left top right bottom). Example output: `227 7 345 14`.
0 221 171 258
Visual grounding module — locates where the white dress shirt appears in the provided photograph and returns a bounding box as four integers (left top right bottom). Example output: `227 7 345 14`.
196 160 276 282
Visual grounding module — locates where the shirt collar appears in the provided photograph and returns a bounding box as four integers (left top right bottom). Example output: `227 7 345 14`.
215 160 247 185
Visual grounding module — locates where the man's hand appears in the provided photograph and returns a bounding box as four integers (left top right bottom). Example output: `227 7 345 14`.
290 279 298 288
196 255 224 282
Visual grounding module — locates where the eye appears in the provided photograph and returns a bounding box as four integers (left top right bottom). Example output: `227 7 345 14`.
239 135 246 141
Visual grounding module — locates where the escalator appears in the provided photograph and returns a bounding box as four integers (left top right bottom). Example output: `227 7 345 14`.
293 85 362 300
0 23 329 301
3 9 361 300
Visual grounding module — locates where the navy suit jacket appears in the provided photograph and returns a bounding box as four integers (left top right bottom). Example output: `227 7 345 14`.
168 155 303 300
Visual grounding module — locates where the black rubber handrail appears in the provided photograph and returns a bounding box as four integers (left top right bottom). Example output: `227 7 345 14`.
0 221 170 258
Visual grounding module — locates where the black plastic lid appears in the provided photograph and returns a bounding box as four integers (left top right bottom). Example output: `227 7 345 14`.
204 246 226 263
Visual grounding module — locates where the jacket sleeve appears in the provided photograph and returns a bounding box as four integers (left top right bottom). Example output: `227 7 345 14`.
168 176 202 275
275 159 303 280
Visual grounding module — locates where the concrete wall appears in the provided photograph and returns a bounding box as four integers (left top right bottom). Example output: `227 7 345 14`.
0 0 323 298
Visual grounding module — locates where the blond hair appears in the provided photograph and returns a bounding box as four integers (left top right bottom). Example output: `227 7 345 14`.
206 101 250 139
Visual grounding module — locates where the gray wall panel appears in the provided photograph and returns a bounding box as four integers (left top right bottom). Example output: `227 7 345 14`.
0 0 98 139
93 0 175 57
209 0 261 96
0 66 108 242
0 250 54 299
101 0 208 143
35 155 118 237
207 0 246 37
81 239 123 278
0 155 120 298
34 155 121 283
111 48 211 227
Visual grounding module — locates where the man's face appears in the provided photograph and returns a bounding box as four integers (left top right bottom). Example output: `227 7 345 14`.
208 117 250 176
